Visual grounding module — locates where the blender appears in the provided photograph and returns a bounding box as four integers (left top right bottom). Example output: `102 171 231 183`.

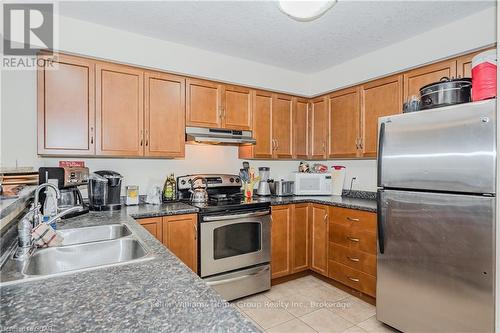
257 167 271 196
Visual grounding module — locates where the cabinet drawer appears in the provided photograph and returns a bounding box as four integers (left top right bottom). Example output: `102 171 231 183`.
328 260 376 297
329 243 376 276
330 207 376 230
330 222 376 254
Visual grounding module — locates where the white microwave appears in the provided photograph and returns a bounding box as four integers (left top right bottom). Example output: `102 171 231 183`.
292 172 332 195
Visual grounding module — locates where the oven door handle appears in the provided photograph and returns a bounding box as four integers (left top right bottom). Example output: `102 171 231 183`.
205 266 270 286
202 210 270 222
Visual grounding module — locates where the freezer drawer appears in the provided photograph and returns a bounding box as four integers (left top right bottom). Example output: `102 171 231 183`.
377 189 495 333
378 99 496 194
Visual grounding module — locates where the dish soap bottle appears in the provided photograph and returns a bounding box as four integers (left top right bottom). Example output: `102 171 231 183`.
163 174 176 201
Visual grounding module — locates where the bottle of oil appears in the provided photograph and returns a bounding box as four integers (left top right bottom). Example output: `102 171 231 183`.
162 173 176 201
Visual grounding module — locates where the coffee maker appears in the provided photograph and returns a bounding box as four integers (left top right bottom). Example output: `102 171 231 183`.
257 167 271 196
88 170 123 211
38 166 90 219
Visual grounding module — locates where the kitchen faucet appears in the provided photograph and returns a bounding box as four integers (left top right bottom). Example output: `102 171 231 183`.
14 183 80 260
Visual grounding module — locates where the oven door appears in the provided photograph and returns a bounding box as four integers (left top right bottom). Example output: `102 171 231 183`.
200 210 271 277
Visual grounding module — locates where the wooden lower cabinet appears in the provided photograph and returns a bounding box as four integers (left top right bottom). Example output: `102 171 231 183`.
310 204 329 275
137 217 163 242
138 214 198 272
328 207 377 297
328 260 376 297
271 205 292 278
291 204 309 273
269 204 378 298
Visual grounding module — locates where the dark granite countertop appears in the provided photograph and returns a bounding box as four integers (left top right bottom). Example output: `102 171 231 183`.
266 195 377 212
0 204 259 333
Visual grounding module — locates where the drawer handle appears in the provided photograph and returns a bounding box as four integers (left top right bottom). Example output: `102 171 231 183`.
347 236 360 242
347 256 360 262
346 217 360 222
347 276 360 282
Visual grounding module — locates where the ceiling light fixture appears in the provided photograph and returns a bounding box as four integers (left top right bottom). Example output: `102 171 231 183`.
278 0 337 22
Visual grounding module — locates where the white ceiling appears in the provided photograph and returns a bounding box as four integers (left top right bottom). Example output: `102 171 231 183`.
59 1 494 73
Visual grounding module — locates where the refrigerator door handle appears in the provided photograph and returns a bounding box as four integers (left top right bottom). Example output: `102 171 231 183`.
377 190 385 254
377 122 385 187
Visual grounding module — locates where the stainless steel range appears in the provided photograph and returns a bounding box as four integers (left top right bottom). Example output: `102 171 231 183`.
177 174 271 301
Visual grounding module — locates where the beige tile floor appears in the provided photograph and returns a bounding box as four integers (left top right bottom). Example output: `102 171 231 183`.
232 275 398 333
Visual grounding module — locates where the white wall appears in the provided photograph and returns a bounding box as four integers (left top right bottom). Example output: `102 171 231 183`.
1 9 495 195
56 15 309 95
309 7 497 95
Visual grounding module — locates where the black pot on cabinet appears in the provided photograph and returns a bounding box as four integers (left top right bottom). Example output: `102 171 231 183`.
419 77 472 110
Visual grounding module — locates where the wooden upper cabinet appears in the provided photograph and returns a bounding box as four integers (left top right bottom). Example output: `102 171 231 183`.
403 59 457 100
37 53 95 155
293 98 309 160
271 205 292 279
162 214 198 272
272 94 293 159
292 203 309 273
328 87 360 158
239 90 273 159
144 72 185 158
310 204 329 276
360 75 403 157
186 78 222 128
222 85 253 130
456 47 496 78
96 62 144 157
310 96 329 160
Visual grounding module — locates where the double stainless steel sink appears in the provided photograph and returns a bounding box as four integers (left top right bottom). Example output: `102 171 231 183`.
2 223 152 284
58 224 132 246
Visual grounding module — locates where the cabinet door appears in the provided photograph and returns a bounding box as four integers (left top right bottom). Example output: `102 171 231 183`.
293 98 309 160
328 87 360 158
271 205 292 279
360 75 403 158
272 94 293 159
96 63 144 156
310 96 329 160
138 217 163 242
144 71 185 158
162 214 198 272
240 90 273 159
310 204 328 276
186 78 222 128
292 204 309 273
403 59 456 100
37 53 95 155
222 85 252 130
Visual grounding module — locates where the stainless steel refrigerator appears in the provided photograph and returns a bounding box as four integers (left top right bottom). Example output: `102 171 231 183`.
376 99 496 333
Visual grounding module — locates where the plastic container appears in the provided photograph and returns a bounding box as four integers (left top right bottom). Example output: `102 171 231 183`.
472 50 497 101
125 185 139 206
331 166 346 196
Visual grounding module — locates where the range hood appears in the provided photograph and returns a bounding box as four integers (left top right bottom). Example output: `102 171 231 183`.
185 127 256 145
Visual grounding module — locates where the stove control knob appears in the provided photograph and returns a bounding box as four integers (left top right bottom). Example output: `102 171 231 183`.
181 180 186 185
235 178 240 183
229 177 234 183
